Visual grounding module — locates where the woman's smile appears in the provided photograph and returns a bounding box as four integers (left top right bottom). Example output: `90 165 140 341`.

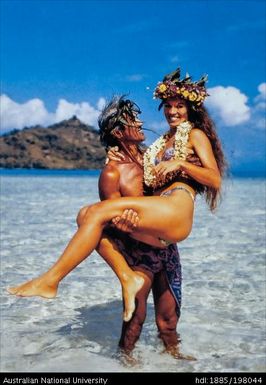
163 97 188 128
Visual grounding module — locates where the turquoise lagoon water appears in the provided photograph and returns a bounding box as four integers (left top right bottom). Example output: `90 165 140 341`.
0 170 265 372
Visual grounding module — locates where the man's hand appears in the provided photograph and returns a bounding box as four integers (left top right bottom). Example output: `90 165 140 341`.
105 146 125 164
112 209 139 232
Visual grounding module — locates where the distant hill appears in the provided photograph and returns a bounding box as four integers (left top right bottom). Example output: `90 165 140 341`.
0 116 106 169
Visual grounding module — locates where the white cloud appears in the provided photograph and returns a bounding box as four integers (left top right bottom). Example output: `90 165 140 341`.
97 97 106 110
54 99 102 126
206 86 250 126
258 82 266 96
254 82 266 104
0 95 106 133
252 83 266 130
0 94 52 131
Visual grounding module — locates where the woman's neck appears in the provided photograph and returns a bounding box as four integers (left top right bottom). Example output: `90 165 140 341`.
168 120 189 137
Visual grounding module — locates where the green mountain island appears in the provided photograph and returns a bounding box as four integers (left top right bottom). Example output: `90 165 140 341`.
0 116 106 169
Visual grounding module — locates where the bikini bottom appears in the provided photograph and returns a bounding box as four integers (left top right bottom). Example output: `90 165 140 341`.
160 186 195 202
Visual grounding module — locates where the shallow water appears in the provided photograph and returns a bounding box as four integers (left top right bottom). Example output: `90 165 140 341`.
1 171 265 372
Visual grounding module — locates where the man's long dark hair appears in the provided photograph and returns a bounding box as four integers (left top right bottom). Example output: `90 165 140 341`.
98 96 144 150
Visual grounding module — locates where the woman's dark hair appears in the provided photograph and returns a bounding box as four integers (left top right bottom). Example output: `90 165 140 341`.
186 101 228 211
98 96 141 149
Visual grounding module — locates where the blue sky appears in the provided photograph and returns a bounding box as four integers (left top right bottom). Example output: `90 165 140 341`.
1 0 265 175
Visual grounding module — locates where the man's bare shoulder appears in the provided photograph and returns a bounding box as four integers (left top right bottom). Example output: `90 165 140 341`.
98 162 121 200
100 162 120 182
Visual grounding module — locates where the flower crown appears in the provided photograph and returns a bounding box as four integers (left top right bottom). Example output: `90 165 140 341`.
153 68 208 107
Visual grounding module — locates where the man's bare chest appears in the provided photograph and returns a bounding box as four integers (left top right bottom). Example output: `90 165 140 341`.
117 163 143 197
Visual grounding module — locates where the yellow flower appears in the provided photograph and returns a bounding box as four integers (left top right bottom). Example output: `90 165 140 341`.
158 83 167 92
189 92 198 101
182 90 190 98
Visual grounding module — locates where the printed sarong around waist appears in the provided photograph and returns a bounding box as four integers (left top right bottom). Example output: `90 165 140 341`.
104 230 182 316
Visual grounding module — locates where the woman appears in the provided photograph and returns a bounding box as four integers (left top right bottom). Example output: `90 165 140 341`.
8 68 226 324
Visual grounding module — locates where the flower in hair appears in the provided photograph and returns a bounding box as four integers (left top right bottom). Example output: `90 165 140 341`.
154 68 208 107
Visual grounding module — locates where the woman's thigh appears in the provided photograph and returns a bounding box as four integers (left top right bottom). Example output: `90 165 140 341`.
90 194 194 242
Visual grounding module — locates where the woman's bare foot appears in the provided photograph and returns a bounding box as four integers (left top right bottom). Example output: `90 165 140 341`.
122 273 144 322
7 276 58 299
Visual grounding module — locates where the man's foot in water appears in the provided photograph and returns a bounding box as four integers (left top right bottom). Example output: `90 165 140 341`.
163 346 197 361
116 348 140 367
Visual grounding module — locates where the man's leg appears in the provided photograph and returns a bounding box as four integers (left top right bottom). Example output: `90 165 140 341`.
152 271 180 350
119 268 153 354
152 271 195 360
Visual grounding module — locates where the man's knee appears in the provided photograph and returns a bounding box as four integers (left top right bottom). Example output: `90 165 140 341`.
156 313 179 348
156 312 178 333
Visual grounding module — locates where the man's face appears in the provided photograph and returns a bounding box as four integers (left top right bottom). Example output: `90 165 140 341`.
120 113 145 143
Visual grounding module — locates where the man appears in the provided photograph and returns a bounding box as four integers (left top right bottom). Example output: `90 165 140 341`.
95 96 187 359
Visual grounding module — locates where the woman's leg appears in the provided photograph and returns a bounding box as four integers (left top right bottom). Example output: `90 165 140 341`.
77 207 145 321
152 271 195 360
96 235 144 321
7 194 193 300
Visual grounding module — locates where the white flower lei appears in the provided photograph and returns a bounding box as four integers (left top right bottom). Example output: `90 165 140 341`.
143 121 193 189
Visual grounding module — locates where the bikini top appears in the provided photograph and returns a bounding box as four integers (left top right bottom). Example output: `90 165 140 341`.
154 146 204 194
155 147 175 165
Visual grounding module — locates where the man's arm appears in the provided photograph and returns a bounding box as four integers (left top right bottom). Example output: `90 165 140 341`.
98 163 139 231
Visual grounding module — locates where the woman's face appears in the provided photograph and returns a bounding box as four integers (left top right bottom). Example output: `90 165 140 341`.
163 97 188 129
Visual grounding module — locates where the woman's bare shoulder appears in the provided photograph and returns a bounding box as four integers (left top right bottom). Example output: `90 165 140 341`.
190 128 209 144
190 127 206 137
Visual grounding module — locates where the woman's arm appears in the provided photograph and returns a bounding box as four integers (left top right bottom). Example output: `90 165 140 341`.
180 129 221 189
154 129 221 190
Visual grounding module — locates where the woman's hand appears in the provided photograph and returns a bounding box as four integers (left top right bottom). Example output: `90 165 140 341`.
154 160 184 178
105 146 125 164
112 209 139 232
